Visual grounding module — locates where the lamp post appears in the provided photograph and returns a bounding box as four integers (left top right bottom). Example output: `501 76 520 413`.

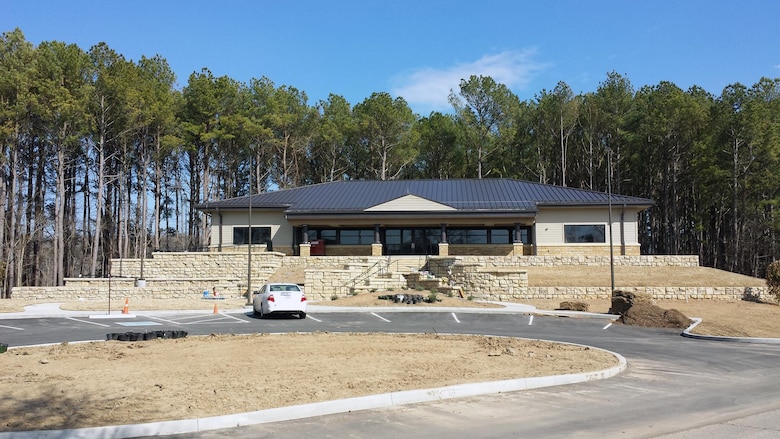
246 151 253 305
606 147 615 293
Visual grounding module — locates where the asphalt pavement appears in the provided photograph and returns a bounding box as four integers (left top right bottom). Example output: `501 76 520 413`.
1 302 779 439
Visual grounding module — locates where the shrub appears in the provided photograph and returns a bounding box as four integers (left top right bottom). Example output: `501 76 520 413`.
427 291 439 303
767 260 780 303
330 294 338 301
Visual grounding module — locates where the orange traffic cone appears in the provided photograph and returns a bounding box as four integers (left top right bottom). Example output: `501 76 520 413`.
122 298 129 314
213 303 219 314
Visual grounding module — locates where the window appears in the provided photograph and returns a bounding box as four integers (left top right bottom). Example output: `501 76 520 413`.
233 226 272 245
490 229 510 244
448 228 522 245
308 229 337 244
564 225 605 243
339 229 374 245
448 229 487 244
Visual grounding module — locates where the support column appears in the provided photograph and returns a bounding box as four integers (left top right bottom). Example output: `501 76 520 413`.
438 223 449 256
299 242 311 257
372 224 383 256
513 223 523 256
302 224 309 243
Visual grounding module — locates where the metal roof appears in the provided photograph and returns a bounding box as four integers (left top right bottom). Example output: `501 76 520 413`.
196 179 653 215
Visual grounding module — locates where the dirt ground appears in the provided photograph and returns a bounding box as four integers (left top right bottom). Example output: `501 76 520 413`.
1 264 776 432
0 333 616 432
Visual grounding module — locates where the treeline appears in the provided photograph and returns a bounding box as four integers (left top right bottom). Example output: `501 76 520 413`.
1 28 779 295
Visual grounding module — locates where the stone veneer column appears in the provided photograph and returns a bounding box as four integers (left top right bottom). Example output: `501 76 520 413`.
299 242 311 257
371 243 383 256
438 242 449 256
512 242 524 256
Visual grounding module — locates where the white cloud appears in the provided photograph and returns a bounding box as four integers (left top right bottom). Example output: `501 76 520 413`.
390 49 549 114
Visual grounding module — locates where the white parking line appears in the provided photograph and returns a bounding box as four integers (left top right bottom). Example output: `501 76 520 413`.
528 315 534 326
371 312 391 322
451 313 461 323
307 315 322 323
0 324 24 331
145 316 183 325
67 317 110 327
603 323 612 330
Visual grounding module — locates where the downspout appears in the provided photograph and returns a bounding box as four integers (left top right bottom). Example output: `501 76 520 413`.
217 208 223 252
620 204 626 256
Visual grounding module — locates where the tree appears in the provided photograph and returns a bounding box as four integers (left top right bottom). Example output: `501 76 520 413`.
0 29 38 296
35 40 91 284
407 112 464 179
535 81 580 186
310 94 354 183
449 75 516 179
352 92 417 180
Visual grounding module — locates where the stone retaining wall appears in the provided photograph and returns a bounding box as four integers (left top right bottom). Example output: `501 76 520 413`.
10 252 764 303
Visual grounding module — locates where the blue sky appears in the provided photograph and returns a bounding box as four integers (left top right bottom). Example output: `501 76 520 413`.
3 0 779 115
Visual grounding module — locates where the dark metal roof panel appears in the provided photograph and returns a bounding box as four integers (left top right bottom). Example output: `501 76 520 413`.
196 179 653 213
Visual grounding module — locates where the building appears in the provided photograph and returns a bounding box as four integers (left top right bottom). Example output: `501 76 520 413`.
196 179 653 258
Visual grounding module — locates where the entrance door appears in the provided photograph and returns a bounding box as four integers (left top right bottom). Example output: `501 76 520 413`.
384 228 439 255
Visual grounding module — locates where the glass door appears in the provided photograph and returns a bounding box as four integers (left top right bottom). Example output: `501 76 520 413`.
384 228 439 255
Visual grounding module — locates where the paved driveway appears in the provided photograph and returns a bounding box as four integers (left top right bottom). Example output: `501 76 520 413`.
2 305 779 438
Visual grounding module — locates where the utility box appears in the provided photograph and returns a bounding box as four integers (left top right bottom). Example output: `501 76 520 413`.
310 239 326 256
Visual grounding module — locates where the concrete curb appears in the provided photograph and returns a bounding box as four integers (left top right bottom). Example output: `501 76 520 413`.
682 317 780 345
0 338 626 439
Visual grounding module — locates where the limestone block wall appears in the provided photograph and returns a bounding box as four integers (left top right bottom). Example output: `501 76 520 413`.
11 277 238 302
108 251 285 280
536 244 642 256
11 252 764 303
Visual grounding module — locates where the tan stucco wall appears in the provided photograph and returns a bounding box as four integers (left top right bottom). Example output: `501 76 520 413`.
210 209 294 252
534 206 641 251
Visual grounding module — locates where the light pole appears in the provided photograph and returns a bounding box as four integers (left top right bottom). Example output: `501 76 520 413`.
246 151 253 305
606 146 615 293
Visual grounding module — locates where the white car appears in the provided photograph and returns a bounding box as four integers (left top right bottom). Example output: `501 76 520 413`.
253 283 307 319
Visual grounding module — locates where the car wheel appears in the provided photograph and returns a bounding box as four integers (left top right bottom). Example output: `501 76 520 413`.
299 312 306 319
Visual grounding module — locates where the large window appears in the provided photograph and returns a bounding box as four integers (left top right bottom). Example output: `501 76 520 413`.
339 229 374 245
233 226 272 245
308 229 337 244
564 225 605 243
307 228 372 245
447 227 529 245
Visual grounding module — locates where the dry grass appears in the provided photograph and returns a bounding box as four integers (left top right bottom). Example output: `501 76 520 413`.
524 265 766 287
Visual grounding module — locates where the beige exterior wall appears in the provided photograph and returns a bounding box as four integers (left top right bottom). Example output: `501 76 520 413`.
210 209 294 253
534 206 642 256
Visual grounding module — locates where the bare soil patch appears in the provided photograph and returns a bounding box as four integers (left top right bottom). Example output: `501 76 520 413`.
525 298 780 338
0 333 616 432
